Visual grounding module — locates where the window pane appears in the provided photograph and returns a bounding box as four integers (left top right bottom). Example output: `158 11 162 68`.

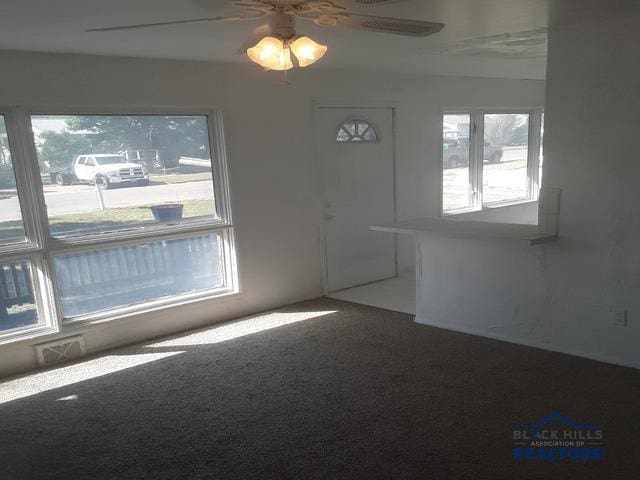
336 120 379 143
0 116 27 246
539 112 545 191
443 114 471 212
0 260 39 332
53 233 224 318
31 115 218 238
483 113 529 204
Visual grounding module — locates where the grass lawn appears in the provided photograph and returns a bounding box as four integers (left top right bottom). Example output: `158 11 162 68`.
0 198 215 241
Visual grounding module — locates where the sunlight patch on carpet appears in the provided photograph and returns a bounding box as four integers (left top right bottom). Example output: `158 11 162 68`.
0 352 183 404
148 310 338 348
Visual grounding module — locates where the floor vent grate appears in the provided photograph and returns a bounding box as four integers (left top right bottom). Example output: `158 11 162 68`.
34 336 86 367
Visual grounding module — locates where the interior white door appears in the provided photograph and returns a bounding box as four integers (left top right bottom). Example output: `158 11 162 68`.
316 107 396 292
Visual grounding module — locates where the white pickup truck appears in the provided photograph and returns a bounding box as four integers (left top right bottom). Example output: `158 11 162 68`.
70 154 149 189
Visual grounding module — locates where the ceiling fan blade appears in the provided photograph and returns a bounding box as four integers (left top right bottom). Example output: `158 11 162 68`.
336 0 412 6
319 14 445 37
86 15 261 33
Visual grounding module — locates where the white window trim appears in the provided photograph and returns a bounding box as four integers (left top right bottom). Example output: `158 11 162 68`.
0 107 238 344
441 108 544 216
335 118 380 143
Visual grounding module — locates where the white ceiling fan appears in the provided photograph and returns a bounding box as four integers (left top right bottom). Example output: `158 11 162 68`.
87 0 445 72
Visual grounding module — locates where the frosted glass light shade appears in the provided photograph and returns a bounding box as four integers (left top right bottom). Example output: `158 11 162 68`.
290 36 328 67
247 36 293 71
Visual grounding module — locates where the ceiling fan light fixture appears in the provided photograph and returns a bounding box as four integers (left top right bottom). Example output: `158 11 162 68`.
290 36 328 67
247 36 293 71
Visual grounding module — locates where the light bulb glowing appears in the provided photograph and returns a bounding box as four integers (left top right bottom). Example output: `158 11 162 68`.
247 35 328 71
290 36 328 67
247 36 293 71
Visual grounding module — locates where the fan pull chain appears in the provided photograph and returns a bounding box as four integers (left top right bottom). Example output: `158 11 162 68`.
282 46 292 85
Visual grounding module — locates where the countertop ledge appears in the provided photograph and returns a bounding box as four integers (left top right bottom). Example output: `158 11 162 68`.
371 218 557 246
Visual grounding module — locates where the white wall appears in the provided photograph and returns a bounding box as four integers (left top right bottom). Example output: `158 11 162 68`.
416 2 640 368
0 50 543 377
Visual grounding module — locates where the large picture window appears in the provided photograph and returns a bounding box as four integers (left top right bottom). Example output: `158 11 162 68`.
32 115 218 238
0 108 236 342
53 233 225 318
442 109 543 214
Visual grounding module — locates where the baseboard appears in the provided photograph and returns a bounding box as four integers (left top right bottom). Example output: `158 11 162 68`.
415 316 640 370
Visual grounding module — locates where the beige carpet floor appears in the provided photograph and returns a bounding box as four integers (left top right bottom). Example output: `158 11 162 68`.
0 298 639 479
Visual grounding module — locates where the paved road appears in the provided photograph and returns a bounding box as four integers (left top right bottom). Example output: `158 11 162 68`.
0 180 214 223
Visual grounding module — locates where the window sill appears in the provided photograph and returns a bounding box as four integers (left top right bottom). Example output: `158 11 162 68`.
0 288 241 348
63 286 240 328
482 198 538 209
0 324 59 347
443 198 538 218
48 219 231 251
442 206 480 217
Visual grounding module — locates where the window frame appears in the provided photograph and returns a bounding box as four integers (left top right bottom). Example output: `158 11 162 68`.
0 108 47 255
441 108 544 216
0 106 238 343
335 118 380 143
0 251 60 340
50 228 236 327
0 107 59 343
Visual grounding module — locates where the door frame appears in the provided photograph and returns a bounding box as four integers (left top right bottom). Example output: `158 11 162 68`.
312 101 399 295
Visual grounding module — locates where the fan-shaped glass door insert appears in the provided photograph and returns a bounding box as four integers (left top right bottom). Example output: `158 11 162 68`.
336 120 379 143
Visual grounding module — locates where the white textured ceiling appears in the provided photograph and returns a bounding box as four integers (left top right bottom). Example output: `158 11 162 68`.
0 0 551 79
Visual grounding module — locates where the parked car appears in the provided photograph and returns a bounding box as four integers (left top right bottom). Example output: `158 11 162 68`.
50 154 150 189
443 138 466 169
443 137 503 168
483 140 504 164
46 162 75 186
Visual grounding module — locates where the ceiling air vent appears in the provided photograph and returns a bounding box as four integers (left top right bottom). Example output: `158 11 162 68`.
34 336 86 367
